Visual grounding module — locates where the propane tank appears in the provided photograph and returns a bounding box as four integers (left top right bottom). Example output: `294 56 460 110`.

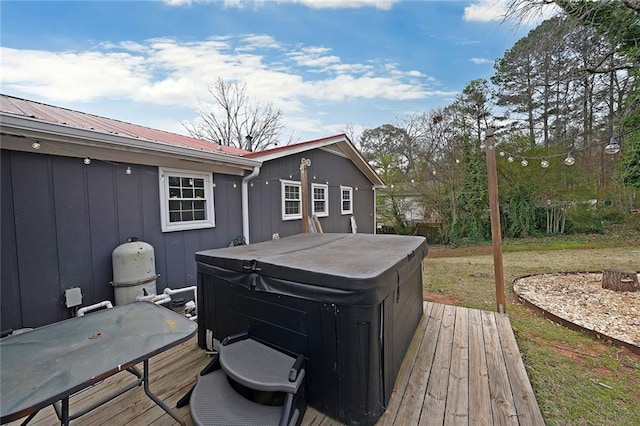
111 237 158 305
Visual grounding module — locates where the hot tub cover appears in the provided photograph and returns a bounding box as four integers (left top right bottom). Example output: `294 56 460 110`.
196 233 427 306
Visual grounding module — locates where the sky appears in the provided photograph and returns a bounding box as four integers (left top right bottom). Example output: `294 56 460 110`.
0 0 557 143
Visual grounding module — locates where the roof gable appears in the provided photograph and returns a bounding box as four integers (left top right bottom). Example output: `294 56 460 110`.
245 134 384 187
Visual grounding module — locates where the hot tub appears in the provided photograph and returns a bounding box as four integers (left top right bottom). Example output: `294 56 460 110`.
196 233 427 425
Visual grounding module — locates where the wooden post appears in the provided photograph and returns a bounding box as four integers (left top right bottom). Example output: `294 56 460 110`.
485 128 506 314
300 158 310 233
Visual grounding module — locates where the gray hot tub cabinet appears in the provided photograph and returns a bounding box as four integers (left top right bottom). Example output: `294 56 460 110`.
196 233 427 425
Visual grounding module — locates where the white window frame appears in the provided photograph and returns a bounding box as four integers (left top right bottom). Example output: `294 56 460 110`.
281 179 302 221
341 185 353 215
159 167 215 232
311 183 329 218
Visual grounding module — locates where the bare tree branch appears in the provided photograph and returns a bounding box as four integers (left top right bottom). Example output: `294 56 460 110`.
182 77 285 151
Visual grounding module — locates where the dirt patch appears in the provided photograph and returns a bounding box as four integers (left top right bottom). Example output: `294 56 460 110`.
424 292 462 305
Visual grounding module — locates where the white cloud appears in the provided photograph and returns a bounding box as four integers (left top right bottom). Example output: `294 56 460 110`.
469 57 492 64
1 34 449 137
165 0 398 9
239 35 282 50
463 0 507 23
281 0 398 10
464 0 560 25
165 0 193 6
0 47 150 102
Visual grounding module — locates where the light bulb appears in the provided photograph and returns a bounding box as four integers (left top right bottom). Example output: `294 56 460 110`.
605 136 621 154
540 158 549 168
507 155 514 163
126 167 132 175
84 157 91 165
499 151 505 157
455 158 460 164
564 152 575 166
432 170 436 176
32 141 41 150
521 158 528 167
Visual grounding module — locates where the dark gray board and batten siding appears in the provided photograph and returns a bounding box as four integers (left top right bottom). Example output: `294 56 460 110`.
1 149 243 330
248 149 375 243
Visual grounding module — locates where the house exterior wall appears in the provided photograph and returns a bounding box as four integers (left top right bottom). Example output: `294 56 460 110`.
1 149 243 329
248 149 376 243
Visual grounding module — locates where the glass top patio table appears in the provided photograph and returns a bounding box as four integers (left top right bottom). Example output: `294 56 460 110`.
0 301 197 423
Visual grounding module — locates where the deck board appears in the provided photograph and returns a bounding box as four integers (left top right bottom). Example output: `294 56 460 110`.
444 306 469 425
468 308 493 425
6 302 543 426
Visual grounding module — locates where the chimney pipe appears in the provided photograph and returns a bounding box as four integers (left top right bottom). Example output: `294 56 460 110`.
245 135 253 152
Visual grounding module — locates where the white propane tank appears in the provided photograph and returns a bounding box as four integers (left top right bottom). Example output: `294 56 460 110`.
111 237 158 305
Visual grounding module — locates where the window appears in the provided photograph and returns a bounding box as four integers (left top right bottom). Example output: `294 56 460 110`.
281 180 302 220
159 168 215 232
341 186 353 215
311 183 329 217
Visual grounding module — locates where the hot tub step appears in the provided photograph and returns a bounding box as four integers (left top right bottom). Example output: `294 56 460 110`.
189 334 306 426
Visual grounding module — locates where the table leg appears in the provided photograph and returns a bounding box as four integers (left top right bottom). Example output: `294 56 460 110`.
60 398 69 426
142 359 185 426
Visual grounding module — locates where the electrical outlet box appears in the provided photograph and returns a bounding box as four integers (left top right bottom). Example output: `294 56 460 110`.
65 287 83 308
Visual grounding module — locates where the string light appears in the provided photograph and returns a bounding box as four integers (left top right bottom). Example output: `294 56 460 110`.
564 152 575 166
507 155 514 163
21 138 374 192
540 158 549 168
521 158 528 167
605 136 621 154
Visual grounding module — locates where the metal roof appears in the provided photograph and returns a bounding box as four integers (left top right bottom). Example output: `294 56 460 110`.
0 94 248 156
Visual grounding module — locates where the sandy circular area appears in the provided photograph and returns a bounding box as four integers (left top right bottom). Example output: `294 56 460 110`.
514 272 640 347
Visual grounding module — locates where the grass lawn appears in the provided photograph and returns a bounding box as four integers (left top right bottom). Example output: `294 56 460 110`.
423 235 640 425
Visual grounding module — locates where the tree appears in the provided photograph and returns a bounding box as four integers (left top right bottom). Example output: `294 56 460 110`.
446 80 494 243
504 1 639 126
183 77 284 151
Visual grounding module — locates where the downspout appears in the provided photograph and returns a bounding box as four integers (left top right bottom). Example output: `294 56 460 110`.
242 166 261 244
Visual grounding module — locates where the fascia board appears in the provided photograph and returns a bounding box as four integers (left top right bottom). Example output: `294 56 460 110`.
0 113 261 170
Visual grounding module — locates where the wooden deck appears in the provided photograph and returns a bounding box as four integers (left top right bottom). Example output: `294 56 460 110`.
9 302 543 426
